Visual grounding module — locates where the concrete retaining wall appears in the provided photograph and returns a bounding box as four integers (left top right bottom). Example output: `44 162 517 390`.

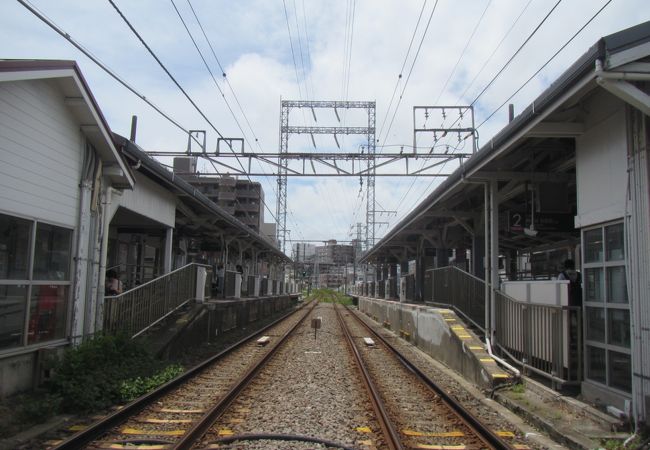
359 297 508 389
164 295 297 358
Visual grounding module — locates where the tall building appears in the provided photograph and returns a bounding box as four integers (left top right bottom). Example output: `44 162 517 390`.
173 157 265 233
292 243 316 262
315 240 355 265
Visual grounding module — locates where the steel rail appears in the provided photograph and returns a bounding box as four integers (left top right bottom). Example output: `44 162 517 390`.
171 301 318 449
345 305 512 450
334 304 402 450
52 301 312 450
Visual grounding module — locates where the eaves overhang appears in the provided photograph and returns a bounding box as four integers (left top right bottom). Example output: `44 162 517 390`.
115 134 291 263
0 59 135 189
360 20 650 263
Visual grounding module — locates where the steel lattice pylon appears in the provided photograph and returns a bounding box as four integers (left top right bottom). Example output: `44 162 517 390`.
277 100 376 253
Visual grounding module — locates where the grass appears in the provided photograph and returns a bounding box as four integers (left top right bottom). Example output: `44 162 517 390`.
307 288 354 305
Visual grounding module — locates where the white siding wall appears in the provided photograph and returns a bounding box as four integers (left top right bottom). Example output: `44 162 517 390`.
0 79 82 227
575 92 627 228
117 171 176 227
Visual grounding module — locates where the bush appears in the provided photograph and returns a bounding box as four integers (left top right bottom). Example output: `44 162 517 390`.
48 334 163 412
119 364 184 402
15 390 62 424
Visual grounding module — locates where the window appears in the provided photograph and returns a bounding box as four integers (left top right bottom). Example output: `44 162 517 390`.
586 307 605 342
583 222 630 393
0 285 27 348
0 214 32 280
0 213 72 351
33 223 72 281
587 346 606 383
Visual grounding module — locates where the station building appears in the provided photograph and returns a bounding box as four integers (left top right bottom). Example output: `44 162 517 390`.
0 60 290 396
359 21 650 425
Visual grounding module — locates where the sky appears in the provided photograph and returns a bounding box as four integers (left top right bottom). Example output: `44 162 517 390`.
2 0 649 253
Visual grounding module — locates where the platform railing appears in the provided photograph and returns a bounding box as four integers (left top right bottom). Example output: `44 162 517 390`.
428 266 486 330
426 265 581 385
103 263 211 338
495 291 582 384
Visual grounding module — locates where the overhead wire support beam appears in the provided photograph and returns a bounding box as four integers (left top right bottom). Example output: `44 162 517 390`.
277 99 377 253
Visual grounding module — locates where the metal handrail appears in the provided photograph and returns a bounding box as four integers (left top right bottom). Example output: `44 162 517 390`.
103 263 211 338
427 266 582 385
107 263 211 298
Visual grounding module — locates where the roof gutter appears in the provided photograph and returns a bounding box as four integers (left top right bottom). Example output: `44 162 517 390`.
114 134 290 262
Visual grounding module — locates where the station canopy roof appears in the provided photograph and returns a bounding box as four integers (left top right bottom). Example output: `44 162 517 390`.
361 20 650 264
115 134 291 263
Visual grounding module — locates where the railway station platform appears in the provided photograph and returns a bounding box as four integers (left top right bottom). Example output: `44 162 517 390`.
135 294 300 359
356 296 511 389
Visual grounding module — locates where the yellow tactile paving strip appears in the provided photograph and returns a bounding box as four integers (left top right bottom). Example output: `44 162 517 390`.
436 309 512 383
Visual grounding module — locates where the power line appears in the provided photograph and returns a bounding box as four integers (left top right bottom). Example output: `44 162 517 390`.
107 0 230 143
17 0 201 147
282 0 305 102
108 0 286 229
300 0 316 99
183 0 304 239
377 0 440 153
168 0 281 225
343 0 356 101
389 0 492 213
477 0 613 128
376 0 428 147
469 0 562 107
433 0 492 105
457 0 534 103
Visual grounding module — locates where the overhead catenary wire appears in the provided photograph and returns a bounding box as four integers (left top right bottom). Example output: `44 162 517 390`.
183 0 305 240
169 0 282 225
377 0 440 154
388 0 492 216
477 0 613 128
457 0 534 103
107 0 231 145
16 0 202 148
433 0 492 105
108 0 287 228
388 0 609 232
376 0 428 148
468 0 562 108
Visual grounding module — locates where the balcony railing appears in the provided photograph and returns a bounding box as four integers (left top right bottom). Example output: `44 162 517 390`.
103 263 211 338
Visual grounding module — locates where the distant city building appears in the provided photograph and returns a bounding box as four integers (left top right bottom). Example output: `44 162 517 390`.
312 240 356 288
174 157 276 236
315 239 355 265
292 243 316 262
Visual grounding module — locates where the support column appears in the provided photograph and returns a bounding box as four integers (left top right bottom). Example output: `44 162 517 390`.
163 227 173 274
489 179 499 344
436 248 449 268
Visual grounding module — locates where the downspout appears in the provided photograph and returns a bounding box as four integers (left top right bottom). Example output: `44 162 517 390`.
95 185 113 333
71 145 95 344
486 337 521 378
484 182 491 339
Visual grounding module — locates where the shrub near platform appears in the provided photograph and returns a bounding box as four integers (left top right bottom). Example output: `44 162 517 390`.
48 334 165 412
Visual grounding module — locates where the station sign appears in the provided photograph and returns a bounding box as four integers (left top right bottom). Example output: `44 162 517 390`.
508 210 574 233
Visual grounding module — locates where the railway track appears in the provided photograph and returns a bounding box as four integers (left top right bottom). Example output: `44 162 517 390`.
51 301 316 450
51 301 533 449
335 303 513 450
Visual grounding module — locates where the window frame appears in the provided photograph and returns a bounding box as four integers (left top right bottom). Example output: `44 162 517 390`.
582 220 630 393
0 211 74 354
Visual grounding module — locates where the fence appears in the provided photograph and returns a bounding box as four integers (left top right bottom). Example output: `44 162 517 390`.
427 266 581 385
428 266 486 330
495 291 582 383
103 263 211 337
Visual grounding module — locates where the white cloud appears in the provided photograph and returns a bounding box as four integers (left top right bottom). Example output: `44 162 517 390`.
2 0 649 250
